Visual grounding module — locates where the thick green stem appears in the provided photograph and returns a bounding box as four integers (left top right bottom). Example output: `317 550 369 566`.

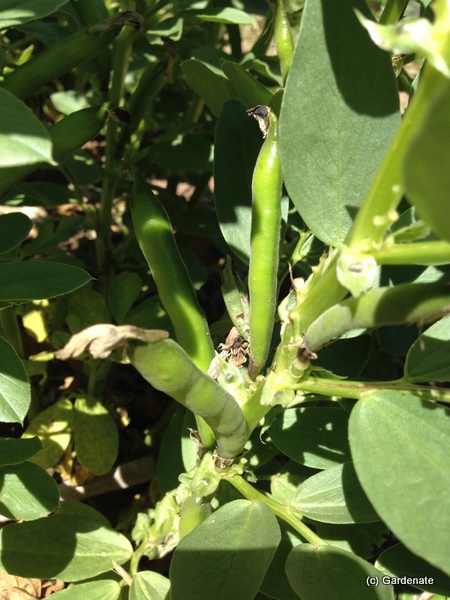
295 375 450 405
374 240 450 265
347 65 447 250
223 474 327 546
97 28 136 273
379 0 409 25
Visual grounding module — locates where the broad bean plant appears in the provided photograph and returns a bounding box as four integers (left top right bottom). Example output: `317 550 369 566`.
0 0 450 598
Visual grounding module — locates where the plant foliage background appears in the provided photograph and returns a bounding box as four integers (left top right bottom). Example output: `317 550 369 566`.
0 0 450 598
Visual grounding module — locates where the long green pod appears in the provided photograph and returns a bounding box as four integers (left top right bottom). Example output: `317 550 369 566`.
131 171 214 371
128 338 248 459
272 0 294 83
0 105 108 197
2 17 126 100
248 108 283 378
304 283 450 352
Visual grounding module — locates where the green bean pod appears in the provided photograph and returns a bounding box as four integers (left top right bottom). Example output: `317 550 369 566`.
2 18 123 100
0 105 108 197
128 338 248 459
304 283 450 352
131 170 214 371
272 0 294 83
248 109 283 379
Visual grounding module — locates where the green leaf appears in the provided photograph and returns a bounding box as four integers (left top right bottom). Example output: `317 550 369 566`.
0 436 42 466
107 271 142 324
376 543 450 596
214 100 263 264
0 261 91 301
260 521 302 600
292 462 380 524
0 0 69 28
403 80 450 243
286 544 395 599
180 59 234 118
270 407 351 469
0 513 133 581
0 461 59 520
0 335 30 423
0 89 55 167
221 61 273 108
186 7 255 25
349 391 450 577
130 571 170 600
170 500 281 600
150 133 213 172
279 0 400 244
0 213 32 254
405 315 450 382
22 398 73 469
156 407 188 494
50 91 90 115
74 396 118 476
67 287 110 331
48 580 121 600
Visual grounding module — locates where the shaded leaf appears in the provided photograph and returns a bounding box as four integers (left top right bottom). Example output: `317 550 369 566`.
0 437 42 466
349 391 450 576
286 544 395 599
0 513 133 581
222 61 273 108
0 213 32 254
0 261 91 301
270 407 351 469
0 335 30 423
0 462 59 520
0 0 69 28
181 59 234 117
170 500 281 600
108 271 142 324
74 396 119 476
0 89 54 167
405 315 450 382
22 398 73 469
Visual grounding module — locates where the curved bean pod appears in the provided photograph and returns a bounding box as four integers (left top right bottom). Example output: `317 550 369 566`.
304 283 450 352
2 15 127 100
131 170 214 371
128 338 248 459
272 0 294 83
248 108 283 378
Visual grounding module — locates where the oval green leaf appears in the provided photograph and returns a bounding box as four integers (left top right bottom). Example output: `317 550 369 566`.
279 0 400 244
376 543 450 597
349 391 450 576
404 315 450 382
23 398 73 469
0 89 54 167
74 396 118 476
0 513 133 581
0 436 42 466
270 407 351 468
286 544 395 599
0 0 69 28
181 59 234 118
130 571 170 600
47 580 121 600
170 500 281 600
0 335 30 423
0 261 91 301
292 462 380 524
107 271 142 324
0 213 32 254
187 7 255 25
0 462 59 520
221 61 273 109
